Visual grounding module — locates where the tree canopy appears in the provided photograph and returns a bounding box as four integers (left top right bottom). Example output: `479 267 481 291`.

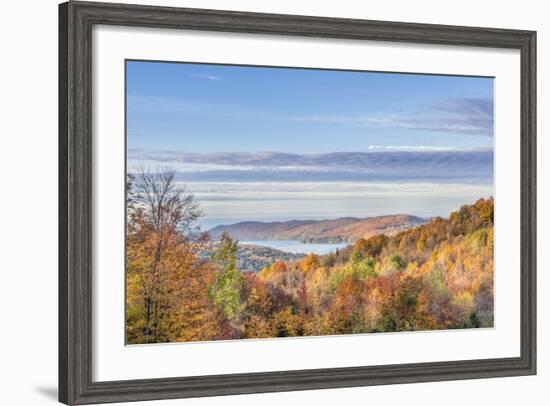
126 170 494 344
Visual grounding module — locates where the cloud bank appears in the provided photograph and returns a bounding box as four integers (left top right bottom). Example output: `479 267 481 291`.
185 181 494 229
128 148 493 183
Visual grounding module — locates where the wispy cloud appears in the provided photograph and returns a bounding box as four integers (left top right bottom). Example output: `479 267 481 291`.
193 74 222 81
433 97 493 118
127 93 492 138
292 97 494 136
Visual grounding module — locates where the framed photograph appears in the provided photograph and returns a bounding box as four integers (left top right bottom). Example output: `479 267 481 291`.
59 1 536 404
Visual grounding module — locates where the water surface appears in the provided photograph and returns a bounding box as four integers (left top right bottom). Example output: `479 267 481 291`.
240 240 348 255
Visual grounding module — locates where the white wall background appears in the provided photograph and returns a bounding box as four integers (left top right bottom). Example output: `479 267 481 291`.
0 0 546 405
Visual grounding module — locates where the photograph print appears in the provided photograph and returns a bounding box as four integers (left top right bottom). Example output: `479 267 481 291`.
125 61 494 344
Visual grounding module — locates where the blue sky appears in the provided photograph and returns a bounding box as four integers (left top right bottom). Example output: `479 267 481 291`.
126 60 494 228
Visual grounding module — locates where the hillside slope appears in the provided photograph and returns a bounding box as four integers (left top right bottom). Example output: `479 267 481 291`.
208 214 426 243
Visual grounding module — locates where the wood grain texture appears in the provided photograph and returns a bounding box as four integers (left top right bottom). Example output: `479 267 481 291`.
58 1 537 404
58 3 69 404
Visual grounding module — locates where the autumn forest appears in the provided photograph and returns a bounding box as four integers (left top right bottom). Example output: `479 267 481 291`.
126 169 494 344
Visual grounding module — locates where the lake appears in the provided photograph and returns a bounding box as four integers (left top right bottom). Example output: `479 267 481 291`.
240 240 349 255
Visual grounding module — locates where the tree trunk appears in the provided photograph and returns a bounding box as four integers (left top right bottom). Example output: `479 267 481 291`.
144 293 152 343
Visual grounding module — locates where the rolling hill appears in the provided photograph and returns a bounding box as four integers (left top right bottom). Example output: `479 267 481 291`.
208 214 426 243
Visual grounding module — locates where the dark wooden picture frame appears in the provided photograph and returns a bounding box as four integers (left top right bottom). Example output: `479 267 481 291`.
59 1 536 404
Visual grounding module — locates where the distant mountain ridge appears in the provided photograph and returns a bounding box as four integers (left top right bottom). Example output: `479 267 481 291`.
208 215 427 243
